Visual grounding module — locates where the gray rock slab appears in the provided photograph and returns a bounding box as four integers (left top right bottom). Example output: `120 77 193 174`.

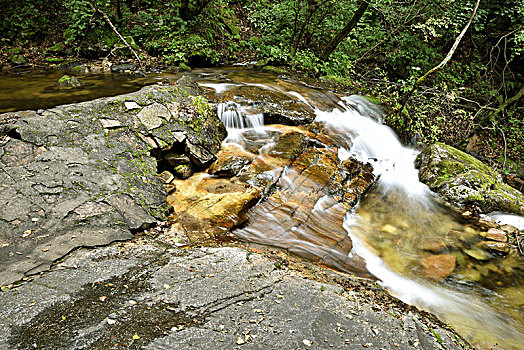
0 244 470 350
0 78 226 286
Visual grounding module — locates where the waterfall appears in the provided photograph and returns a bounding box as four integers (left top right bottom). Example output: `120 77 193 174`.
217 101 264 130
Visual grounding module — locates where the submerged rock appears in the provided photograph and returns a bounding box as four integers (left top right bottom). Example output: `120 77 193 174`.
420 254 456 281
415 142 524 215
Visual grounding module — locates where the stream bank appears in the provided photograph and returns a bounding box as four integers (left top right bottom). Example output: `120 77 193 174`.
2 67 522 349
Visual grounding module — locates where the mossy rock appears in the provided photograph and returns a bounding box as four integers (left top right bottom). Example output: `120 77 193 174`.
58 75 81 87
416 142 524 215
46 57 65 64
45 42 66 54
178 62 191 72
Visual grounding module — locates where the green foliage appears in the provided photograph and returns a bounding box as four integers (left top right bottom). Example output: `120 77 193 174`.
0 0 521 167
62 0 95 44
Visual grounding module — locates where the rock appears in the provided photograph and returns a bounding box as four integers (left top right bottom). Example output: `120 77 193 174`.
58 75 81 87
208 147 254 178
45 42 66 55
111 63 137 73
99 119 122 129
167 176 261 239
70 64 88 74
173 163 194 179
0 244 469 350
137 103 170 130
218 85 316 126
464 248 489 261
477 214 499 230
420 254 456 281
125 101 141 110
485 228 508 242
415 142 524 215
477 241 510 254
234 126 375 275
500 224 517 234
504 173 524 194
158 170 175 184
420 240 448 253
164 153 191 167
0 80 226 286
381 224 398 234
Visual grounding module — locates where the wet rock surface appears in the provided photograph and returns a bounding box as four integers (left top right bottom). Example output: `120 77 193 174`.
212 84 317 126
0 78 226 286
416 142 524 215
167 123 375 275
0 240 470 350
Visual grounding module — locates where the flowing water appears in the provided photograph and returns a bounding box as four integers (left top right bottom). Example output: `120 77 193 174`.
196 69 524 349
2 68 523 348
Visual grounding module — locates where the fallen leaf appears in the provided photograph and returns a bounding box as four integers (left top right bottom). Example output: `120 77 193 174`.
132 334 140 340
99 296 107 302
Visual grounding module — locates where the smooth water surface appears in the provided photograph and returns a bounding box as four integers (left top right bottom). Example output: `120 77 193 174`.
0 70 162 113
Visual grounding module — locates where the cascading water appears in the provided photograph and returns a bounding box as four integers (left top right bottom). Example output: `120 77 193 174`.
198 70 524 349
315 97 524 349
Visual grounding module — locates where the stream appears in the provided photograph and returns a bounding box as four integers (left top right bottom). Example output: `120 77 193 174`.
1 67 523 349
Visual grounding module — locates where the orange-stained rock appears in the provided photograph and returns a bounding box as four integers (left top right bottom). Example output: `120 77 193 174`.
167 175 261 241
485 228 508 242
420 254 456 281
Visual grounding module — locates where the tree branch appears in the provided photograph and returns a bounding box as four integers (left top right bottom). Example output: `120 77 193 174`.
397 0 480 115
88 2 143 68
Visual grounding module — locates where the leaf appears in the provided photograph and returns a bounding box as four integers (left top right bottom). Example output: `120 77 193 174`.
133 334 140 340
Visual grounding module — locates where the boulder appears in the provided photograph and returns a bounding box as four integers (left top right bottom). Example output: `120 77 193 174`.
58 75 81 87
415 142 524 215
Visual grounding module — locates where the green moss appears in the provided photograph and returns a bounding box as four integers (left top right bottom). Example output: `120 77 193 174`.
179 62 191 72
435 142 497 177
46 57 65 63
45 42 65 54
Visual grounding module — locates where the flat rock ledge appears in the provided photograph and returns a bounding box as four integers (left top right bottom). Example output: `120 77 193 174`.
0 79 226 286
0 241 470 349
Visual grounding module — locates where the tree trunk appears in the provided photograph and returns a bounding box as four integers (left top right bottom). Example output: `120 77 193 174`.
180 0 213 21
88 2 143 68
320 1 368 61
180 0 190 20
397 0 480 114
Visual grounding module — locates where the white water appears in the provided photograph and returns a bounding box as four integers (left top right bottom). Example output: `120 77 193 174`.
217 101 264 131
313 96 524 348
211 75 524 348
315 96 433 203
489 212 524 230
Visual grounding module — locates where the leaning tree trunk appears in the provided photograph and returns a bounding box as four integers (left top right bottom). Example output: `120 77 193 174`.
320 1 368 61
488 84 524 121
397 0 480 114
